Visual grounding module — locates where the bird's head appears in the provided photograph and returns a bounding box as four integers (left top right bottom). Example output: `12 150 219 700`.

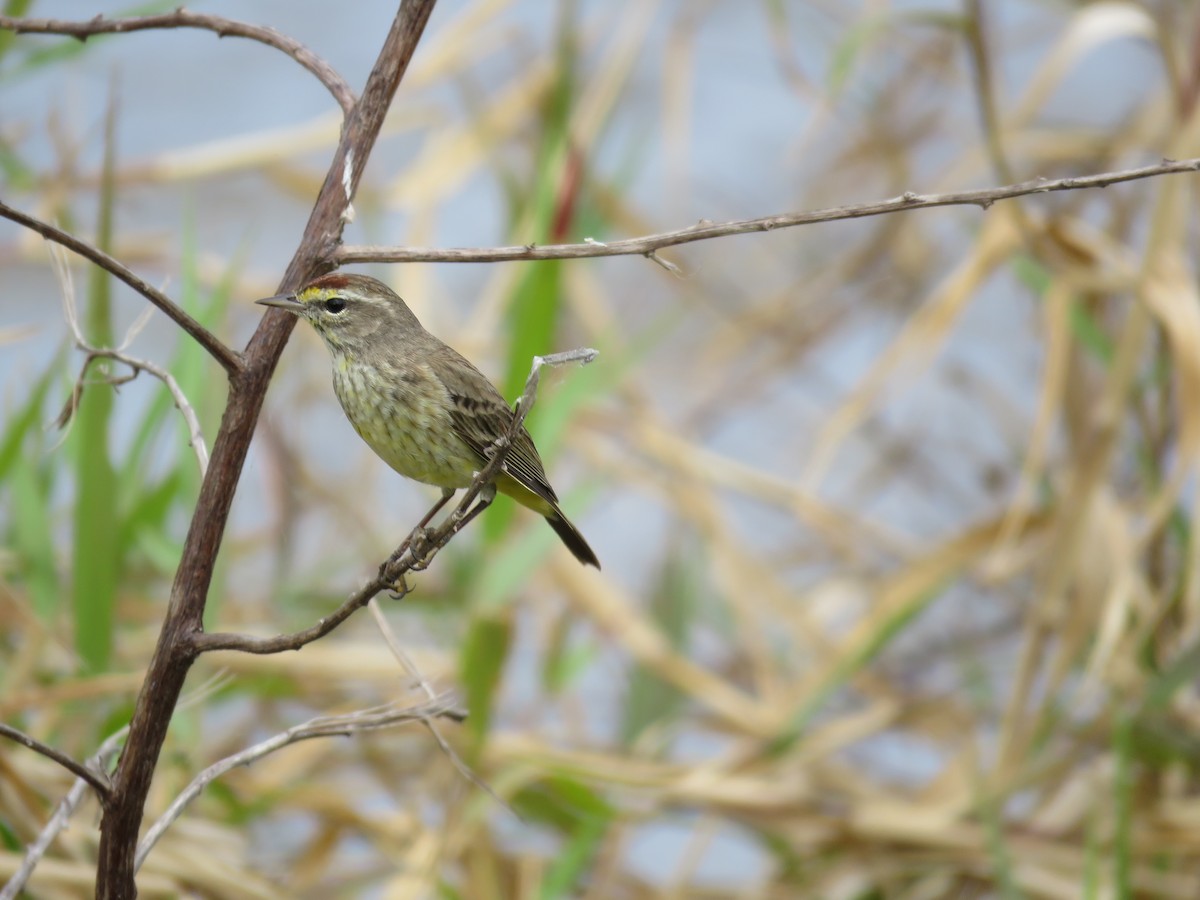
256 273 421 354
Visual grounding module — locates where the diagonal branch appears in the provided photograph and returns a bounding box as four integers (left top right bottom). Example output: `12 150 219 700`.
133 694 463 871
0 11 356 114
336 157 1200 265
0 723 111 801
0 729 126 900
192 347 597 656
1 674 222 900
0 201 243 374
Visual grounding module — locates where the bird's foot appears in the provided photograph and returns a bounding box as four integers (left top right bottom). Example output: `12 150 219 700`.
386 573 413 601
408 526 433 563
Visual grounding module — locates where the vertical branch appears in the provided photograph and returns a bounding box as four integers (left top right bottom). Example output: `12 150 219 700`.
93 2 439 896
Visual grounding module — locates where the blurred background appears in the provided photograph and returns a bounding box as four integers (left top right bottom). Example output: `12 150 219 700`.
3 0 1200 896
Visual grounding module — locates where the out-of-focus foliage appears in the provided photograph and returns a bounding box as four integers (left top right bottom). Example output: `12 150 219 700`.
4 1 1200 897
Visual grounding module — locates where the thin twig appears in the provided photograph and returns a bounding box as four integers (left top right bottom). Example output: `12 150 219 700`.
0 724 111 800
0 729 127 900
133 694 464 871
336 158 1200 265
0 201 242 374
0 11 356 114
192 347 598 656
367 599 502 802
50 246 210 476
57 351 210 477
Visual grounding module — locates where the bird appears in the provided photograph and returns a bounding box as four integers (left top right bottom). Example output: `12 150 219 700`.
257 272 599 568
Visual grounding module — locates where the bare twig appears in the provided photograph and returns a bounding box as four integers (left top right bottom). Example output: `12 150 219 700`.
192 347 598 656
0 729 126 900
51 252 210 476
0 724 111 801
367 599 502 802
133 694 463 871
0 201 243 374
0 11 356 114
56 350 210 477
336 158 1200 265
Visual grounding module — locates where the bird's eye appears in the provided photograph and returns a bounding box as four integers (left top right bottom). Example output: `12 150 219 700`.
323 296 347 314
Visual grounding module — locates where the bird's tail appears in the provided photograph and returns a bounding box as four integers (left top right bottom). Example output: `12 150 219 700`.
546 507 600 568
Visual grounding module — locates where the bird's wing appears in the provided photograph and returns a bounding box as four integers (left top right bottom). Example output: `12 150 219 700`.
435 350 559 505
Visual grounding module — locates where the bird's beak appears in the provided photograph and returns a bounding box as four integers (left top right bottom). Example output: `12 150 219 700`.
255 293 304 313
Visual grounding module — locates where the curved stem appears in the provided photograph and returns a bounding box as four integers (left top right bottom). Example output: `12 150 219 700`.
0 11 356 114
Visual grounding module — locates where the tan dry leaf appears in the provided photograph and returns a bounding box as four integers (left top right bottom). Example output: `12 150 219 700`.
802 207 1024 489
1009 1 1157 129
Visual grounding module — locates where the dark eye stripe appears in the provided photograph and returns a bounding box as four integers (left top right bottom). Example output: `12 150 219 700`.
324 297 347 314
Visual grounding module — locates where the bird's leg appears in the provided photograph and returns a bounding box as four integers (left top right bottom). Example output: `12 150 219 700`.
409 487 456 560
454 482 496 532
382 488 456 585
408 483 495 573
417 487 457 531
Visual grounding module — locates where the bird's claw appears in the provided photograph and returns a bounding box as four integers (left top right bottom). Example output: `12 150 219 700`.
386 573 413 600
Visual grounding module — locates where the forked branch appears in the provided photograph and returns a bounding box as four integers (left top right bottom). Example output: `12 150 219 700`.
0 729 127 900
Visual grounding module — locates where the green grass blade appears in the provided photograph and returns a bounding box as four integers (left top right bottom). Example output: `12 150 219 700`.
10 454 59 618
486 15 580 545
1112 713 1134 898
620 547 693 747
0 354 59 483
71 91 120 672
538 816 607 900
459 615 512 749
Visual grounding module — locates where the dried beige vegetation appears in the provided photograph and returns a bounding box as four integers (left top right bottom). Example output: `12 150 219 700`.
4 1 1200 897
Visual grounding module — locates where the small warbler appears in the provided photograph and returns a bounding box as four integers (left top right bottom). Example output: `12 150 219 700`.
257 273 599 568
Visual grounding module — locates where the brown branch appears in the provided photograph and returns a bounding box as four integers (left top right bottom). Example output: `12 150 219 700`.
92 3 440 897
0 200 243 374
336 157 1200 265
0 729 126 900
0 11 356 114
194 347 597 656
194 576 384 655
0 723 111 801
